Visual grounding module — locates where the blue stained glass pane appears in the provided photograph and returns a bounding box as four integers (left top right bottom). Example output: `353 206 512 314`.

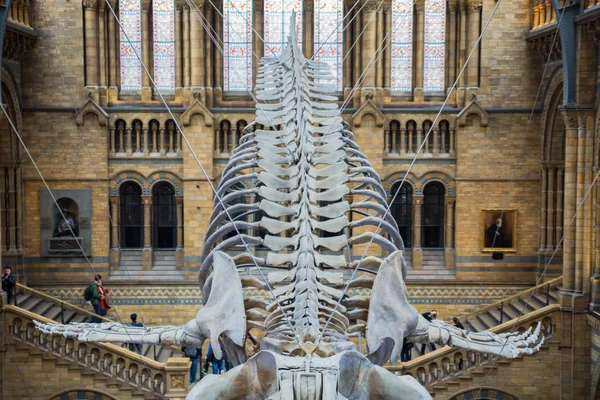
153 0 175 91
314 0 343 91
391 0 413 92
264 0 302 58
120 0 142 91
423 0 446 92
224 0 253 91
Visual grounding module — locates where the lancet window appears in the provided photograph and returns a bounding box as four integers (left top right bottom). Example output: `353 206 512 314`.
423 0 446 92
391 0 413 92
264 0 303 57
223 0 253 91
314 0 344 91
119 0 143 91
153 0 176 91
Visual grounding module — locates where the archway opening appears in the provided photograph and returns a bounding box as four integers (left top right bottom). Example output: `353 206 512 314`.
422 181 445 248
391 182 412 247
120 182 143 248
153 182 176 249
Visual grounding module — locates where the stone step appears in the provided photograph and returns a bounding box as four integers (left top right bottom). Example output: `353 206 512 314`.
152 265 179 271
30 301 55 316
152 260 177 266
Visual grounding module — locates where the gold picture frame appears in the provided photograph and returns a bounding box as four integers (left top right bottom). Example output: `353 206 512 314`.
480 209 517 252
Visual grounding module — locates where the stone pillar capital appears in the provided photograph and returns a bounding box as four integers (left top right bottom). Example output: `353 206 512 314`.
141 195 152 205
413 195 424 204
468 1 483 12
83 0 98 10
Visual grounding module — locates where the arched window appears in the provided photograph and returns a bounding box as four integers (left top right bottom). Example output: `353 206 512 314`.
439 120 450 153
386 120 401 154
235 120 247 149
422 181 445 248
391 182 412 247
406 120 417 153
423 120 432 153
165 119 176 153
115 119 127 153
153 182 176 248
423 0 446 92
219 120 232 154
264 0 303 57
132 119 143 153
119 0 143 91
314 0 343 91
223 0 253 91
149 119 160 153
120 182 143 248
153 0 176 91
391 0 413 92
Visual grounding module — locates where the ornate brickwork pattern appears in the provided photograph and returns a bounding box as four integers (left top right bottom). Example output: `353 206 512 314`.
264 0 303 57
391 0 413 91
153 0 176 91
223 0 253 91
423 0 445 92
120 0 143 91
314 0 343 91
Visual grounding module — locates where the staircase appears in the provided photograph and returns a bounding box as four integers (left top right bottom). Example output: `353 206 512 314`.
398 276 563 394
14 283 181 362
110 249 184 281
405 249 456 280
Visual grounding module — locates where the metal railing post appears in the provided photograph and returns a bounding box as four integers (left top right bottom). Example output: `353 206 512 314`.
499 303 504 324
60 303 65 324
154 345 157 361
546 283 550 306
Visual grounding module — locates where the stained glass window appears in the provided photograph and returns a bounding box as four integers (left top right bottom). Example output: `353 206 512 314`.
153 0 175 91
120 0 142 91
223 0 253 91
264 0 302 58
391 0 413 92
314 0 343 91
423 0 446 92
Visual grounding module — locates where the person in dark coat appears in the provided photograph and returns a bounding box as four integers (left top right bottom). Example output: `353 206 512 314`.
182 345 202 384
128 313 145 354
2 266 16 305
401 337 413 362
420 310 438 355
452 317 465 330
204 343 226 375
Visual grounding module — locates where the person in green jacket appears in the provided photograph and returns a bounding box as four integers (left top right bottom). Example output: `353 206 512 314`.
88 275 105 323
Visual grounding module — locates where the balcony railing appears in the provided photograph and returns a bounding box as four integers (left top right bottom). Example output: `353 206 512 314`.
5 0 32 29
384 128 456 158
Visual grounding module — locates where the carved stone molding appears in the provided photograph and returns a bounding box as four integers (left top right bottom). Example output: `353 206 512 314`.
82 0 97 10
468 1 483 12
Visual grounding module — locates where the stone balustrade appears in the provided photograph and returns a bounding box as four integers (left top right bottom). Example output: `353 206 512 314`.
586 0 600 8
386 305 560 390
4 305 190 398
384 128 456 158
531 0 557 30
3 0 32 28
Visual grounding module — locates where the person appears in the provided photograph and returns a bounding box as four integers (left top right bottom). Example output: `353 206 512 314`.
128 313 144 354
54 209 78 237
2 266 16 305
420 310 438 355
401 337 413 362
88 275 110 323
182 345 202 384
486 217 507 248
452 317 465 330
204 343 226 375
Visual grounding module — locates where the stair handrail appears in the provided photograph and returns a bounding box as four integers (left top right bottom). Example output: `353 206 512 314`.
15 282 112 322
386 304 560 389
3 305 192 396
455 275 562 324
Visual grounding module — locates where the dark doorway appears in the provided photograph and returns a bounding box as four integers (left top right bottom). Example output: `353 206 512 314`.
153 182 176 249
390 182 412 247
422 181 445 248
120 182 143 248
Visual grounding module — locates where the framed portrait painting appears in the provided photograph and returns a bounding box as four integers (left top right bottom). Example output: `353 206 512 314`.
480 209 517 252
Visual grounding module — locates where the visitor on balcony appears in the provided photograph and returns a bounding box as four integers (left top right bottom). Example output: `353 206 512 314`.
204 342 227 375
2 266 16 305
87 275 110 323
128 313 145 353
420 309 438 355
182 345 202 384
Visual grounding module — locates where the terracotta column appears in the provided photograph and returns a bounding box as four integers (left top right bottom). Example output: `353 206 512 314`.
546 166 556 253
304 0 314 58
458 2 467 88
591 168 600 310
109 196 120 270
414 1 425 95
107 0 118 88
361 2 378 90
142 1 152 97
466 2 481 88
183 4 191 88
375 7 384 88
190 0 204 89
143 127 149 156
205 2 214 105
447 2 458 89
15 168 22 253
176 195 184 270
539 164 548 253
444 196 456 269
382 3 391 91
7 168 16 253
98 2 107 89
215 7 223 97
176 1 184 89
0 167 6 252
560 112 578 292
83 0 99 87
555 166 564 252
412 195 424 269
142 195 153 270
253 1 264 88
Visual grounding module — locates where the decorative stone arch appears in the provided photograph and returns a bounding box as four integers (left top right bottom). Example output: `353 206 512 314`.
75 92 109 126
352 99 384 128
1 65 22 132
447 387 520 400
110 171 150 195
457 94 489 128
382 171 419 195
416 171 455 196
48 388 119 400
181 96 214 127
147 171 183 195
540 68 564 159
